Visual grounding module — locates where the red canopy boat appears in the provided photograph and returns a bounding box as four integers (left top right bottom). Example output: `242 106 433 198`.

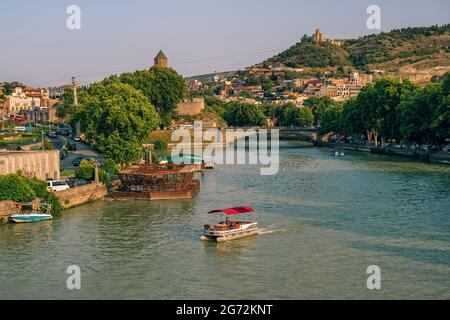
201 207 258 242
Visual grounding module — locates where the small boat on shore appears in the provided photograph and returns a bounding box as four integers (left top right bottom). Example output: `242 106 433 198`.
202 157 215 169
8 203 53 223
201 207 258 242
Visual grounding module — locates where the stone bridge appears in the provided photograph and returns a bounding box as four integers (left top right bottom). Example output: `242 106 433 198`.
233 127 317 141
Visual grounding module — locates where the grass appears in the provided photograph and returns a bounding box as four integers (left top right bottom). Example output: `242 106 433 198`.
60 169 75 177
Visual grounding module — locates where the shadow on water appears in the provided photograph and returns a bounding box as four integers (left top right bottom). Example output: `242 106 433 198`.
348 241 450 266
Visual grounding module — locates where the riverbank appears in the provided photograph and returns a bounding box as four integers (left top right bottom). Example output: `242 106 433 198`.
316 141 450 165
0 183 107 223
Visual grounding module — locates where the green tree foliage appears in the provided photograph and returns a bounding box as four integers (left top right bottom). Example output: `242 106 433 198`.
101 158 120 176
399 73 450 145
75 159 96 181
0 174 62 214
266 43 349 68
317 103 344 135
324 75 450 146
0 174 35 202
75 159 111 184
223 102 266 127
277 104 314 127
303 96 337 126
74 82 160 164
42 138 54 150
114 66 186 127
152 139 168 151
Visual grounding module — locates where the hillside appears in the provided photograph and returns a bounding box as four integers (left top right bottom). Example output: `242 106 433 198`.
259 24 450 83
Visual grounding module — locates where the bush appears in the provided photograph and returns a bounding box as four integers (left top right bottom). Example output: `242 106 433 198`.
153 140 168 151
0 174 62 214
75 159 95 181
0 174 36 202
102 158 120 176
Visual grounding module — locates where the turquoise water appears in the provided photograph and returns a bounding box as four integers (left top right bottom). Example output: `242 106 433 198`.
1 143 449 299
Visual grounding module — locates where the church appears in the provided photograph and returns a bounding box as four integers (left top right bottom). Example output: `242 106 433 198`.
154 50 168 67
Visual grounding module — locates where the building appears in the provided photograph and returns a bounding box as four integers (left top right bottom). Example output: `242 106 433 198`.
0 150 60 180
313 28 326 43
313 28 343 46
154 50 168 67
177 98 205 116
4 87 40 114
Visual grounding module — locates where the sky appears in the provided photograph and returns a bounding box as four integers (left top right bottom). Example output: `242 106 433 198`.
0 0 449 87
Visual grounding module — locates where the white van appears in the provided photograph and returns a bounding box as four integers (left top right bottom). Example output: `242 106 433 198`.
47 180 70 192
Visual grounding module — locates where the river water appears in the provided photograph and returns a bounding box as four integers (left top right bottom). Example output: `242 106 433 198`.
1 143 449 299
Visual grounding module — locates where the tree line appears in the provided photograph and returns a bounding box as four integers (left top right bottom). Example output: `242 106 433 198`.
317 74 450 147
63 66 186 165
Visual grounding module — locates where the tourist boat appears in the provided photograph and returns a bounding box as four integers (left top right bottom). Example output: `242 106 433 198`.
8 203 53 223
201 207 258 242
202 156 215 169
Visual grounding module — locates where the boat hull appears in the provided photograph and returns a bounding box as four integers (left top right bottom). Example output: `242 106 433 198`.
9 214 53 223
201 228 259 242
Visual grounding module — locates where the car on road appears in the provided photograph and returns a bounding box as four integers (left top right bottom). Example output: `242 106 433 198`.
72 157 86 166
6 146 24 151
47 132 57 138
47 180 70 192
443 144 450 153
68 143 77 151
74 136 81 142
59 151 68 159
66 177 90 188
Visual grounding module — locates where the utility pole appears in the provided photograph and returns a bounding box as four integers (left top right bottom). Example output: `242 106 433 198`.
72 77 80 136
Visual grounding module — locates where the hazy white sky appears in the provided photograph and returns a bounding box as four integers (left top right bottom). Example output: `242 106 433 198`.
1 0 449 87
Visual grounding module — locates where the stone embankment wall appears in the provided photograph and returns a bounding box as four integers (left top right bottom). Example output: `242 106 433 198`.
57 183 107 209
0 201 17 223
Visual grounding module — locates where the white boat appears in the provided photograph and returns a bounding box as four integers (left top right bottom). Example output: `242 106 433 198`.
201 207 258 242
8 203 53 223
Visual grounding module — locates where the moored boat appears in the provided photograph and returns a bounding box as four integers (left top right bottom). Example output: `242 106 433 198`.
8 203 53 223
201 207 258 242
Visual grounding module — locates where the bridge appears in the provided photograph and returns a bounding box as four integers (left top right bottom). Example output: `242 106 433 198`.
240 127 317 141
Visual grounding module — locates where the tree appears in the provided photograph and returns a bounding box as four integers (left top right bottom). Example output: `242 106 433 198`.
399 82 440 144
0 174 35 202
223 102 266 127
277 104 314 127
116 66 186 127
303 96 337 126
74 82 160 165
75 159 96 181
42 138 54 150
317 103 344 135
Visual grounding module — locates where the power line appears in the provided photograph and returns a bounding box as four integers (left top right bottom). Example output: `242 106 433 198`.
38 48 284 87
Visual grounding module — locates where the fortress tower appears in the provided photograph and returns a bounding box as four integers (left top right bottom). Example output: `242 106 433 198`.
154 50 168 67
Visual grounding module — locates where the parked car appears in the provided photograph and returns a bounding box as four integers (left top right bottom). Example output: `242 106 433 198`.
59 151 68 159
74 136 81 142
443 144 450 153
72 157 85 167
6 146 24 151
66 177 90 188
47 132 57 138
47 180 70 192
68 143 77 151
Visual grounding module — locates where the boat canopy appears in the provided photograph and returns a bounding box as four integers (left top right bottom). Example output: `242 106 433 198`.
208 207 255 215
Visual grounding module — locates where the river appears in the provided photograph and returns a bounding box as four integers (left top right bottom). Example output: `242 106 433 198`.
1 143 449 299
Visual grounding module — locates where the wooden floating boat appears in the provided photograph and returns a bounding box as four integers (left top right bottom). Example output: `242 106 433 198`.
8 203 53 223
201 207 258 243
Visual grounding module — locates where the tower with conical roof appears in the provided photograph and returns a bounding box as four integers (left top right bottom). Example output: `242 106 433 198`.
154 50 168 67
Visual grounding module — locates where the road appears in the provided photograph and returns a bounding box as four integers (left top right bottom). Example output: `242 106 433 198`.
50 136 103 170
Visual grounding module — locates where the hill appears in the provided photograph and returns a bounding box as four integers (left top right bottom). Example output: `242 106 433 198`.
260 24 450 84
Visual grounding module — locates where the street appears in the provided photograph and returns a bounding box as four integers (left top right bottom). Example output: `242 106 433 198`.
50 136 103 170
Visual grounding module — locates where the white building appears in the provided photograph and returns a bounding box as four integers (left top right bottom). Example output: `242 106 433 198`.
5 87 41 114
